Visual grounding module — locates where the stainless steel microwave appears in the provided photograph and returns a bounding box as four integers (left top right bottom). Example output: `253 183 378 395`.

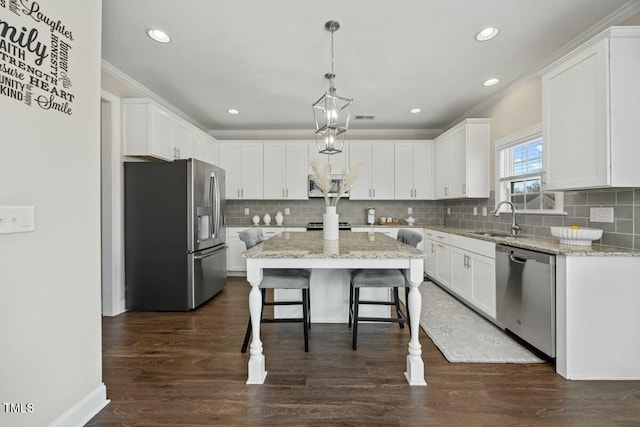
308 174 349 198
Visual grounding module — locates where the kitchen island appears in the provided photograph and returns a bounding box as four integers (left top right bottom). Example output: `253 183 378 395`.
241 231 427 386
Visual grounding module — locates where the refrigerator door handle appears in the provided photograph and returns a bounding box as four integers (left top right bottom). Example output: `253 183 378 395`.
193 244 227 260
209 172 216 239
213 172 221 239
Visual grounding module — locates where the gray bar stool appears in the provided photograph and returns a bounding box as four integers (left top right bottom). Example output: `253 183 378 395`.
348 229 423 350
239 228 311 353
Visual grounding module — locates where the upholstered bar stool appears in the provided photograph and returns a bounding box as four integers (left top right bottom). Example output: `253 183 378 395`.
348 229 423 350
239 228 311 353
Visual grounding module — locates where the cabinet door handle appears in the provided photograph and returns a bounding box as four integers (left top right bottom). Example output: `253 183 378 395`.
282 188 285 198
373 188 376 198
237 188 240 197
462 184 466 194
445 186 449 196
431 243 435 253
286 188 289 198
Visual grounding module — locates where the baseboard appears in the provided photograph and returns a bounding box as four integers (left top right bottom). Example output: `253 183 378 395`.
49 383 109 427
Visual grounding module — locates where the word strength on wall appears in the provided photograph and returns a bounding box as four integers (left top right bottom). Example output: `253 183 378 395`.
0 0 75 116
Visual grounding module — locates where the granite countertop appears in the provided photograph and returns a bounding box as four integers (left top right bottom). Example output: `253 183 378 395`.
423 225 640 257
241 230 426 259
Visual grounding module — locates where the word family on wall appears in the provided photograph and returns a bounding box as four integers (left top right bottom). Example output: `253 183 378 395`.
0 0 75 116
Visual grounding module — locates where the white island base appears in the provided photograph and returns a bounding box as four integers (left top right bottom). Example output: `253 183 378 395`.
242 231 428 386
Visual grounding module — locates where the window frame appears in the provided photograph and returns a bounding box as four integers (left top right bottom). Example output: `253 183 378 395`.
495 124 565 215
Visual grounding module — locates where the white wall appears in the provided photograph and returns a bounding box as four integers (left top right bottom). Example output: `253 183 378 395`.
0 1 107 426
476 77 542 191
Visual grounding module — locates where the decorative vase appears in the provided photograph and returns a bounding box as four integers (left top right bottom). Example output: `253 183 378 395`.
323 206 339 240
252 215 260 226
275 211 284 226
263 213 271 225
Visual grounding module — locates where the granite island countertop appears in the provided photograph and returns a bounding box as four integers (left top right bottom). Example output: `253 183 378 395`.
241 230 426 259
422 225 640 257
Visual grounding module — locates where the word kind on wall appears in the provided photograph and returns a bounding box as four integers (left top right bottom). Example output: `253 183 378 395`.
0 0 74 116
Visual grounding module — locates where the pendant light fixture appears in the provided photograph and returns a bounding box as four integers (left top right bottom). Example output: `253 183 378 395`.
312 20 353 155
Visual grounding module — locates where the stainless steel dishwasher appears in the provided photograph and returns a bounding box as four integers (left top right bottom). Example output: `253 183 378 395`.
495 244 556 358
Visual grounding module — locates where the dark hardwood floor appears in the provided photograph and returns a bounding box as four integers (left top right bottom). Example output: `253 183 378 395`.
88 277 640 426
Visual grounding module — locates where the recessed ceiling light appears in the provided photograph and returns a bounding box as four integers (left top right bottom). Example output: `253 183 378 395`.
482 78 500 87
475 27 499 42
409 108 422 114
146 28 171 43
227 109 240 115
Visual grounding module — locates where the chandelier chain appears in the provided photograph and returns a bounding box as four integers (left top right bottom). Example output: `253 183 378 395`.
330 29 334 78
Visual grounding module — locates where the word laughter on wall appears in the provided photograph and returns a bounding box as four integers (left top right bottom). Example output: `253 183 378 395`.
0 0 75 115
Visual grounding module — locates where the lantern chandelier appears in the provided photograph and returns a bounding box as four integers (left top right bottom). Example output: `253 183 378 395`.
312 20 353 155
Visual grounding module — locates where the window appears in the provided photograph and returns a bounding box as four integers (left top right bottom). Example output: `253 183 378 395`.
496 125 563 214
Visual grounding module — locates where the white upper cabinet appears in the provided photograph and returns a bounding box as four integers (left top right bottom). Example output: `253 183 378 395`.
263 142 309 200
172 119 194 160
123 98 212 163
193 130 218 166
123 100 174 161
308 141 349 174
541 27 640 190
394 141 434 200
434 118 490 199
218 142 263 199
349 142 395 200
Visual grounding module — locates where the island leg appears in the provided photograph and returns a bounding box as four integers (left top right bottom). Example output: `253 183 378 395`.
405 259 427 386
246 263 267 384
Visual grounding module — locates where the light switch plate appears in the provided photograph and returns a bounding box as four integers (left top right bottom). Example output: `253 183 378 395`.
590 207 614 223
482 207 487 216
447 207 451 215
0 206 36 234
285 208 290 215
244 207 250 215
407 207 412 215
473 207 478 216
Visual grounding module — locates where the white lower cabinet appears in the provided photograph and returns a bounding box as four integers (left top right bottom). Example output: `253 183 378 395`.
423 229 451 289
227 228 247 273
424 229 496 319
448 235 496 319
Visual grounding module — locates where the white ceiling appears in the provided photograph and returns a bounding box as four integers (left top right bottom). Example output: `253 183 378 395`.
101 0 638 136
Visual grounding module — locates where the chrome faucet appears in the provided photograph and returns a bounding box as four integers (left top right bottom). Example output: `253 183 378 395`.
494 201 520 236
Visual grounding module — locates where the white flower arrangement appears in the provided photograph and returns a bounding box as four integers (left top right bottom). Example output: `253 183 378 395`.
310 160 363 206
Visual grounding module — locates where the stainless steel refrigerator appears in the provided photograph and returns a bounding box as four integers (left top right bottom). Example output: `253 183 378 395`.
124 159 227 311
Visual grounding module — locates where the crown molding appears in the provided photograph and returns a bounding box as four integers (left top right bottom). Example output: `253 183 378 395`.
209 128 442 140
101 60 210 132
445 0 640 130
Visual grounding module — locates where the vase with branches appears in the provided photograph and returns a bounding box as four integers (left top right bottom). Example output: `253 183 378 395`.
310 160 363 207
310 160 362 240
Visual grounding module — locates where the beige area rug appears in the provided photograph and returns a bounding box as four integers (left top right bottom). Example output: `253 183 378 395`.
419 281 544 363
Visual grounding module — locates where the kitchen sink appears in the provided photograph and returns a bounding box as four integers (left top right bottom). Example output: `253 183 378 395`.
470 231 526 238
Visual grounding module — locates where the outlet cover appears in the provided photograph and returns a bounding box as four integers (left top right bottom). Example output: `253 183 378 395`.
407 207 413 215
447 207 451 215
482 207 487 216
285 208 290 215
590 207 614 223
244 207 250 215
0 206 36 234
473 207 477 216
